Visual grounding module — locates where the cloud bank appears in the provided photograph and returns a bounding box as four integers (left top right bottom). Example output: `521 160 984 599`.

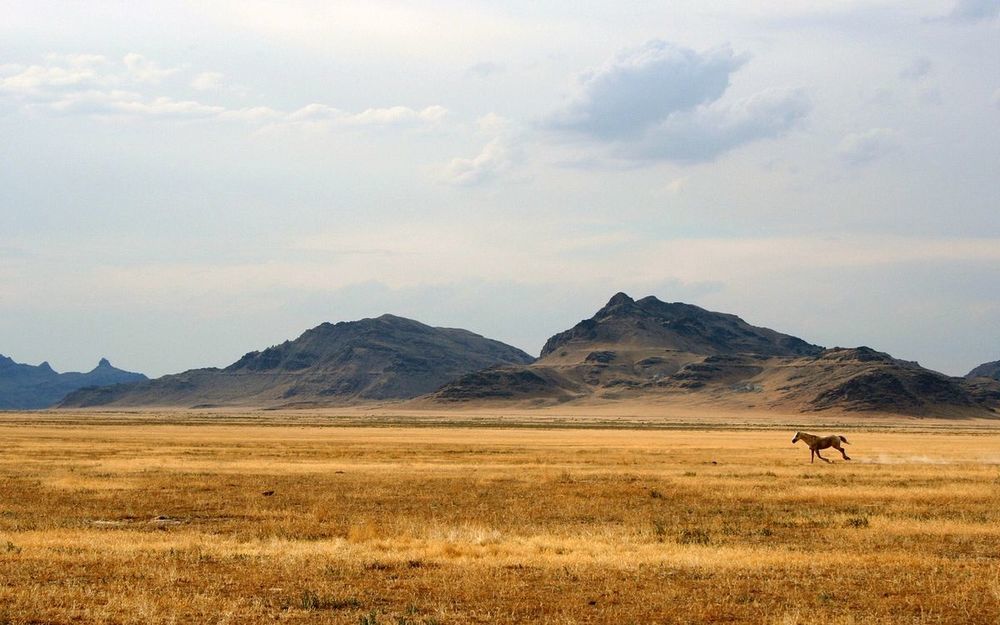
0 53 447 129
545 40 810 164
838 128 900 165
945 0 1000 22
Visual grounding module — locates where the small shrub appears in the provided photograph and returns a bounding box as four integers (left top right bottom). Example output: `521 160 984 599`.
682 471 696 477
677 528 711 545
651 519 668 542
3 541 21 554
329 597 363 610
359 611 379 625
299 590 321 610
845 516 870 529
297 590 361 611
649 489 664 499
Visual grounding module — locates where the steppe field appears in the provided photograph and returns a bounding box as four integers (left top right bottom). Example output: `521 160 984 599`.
2 410 1000 624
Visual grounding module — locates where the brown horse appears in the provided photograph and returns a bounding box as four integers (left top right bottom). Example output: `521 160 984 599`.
792 432 851 463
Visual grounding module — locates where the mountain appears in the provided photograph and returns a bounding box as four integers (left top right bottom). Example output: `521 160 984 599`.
539 292 822 360
967 360 1000 381
430 293 996 418
0 356 147 409
60 314 533 408
964 361 1000 408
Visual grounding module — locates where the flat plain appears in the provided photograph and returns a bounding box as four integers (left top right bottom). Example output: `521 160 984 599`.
1 410 1000 624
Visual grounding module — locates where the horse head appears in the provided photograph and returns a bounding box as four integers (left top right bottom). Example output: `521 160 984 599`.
792 432 801 444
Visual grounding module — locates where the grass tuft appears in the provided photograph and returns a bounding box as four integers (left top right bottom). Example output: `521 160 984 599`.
298 590 361 611
677 527 711 545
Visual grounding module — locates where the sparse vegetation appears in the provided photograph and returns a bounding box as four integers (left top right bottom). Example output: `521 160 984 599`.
1 412 1000 623
677 527 711 545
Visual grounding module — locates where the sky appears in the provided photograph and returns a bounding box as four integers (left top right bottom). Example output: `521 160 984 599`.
1 0 998 378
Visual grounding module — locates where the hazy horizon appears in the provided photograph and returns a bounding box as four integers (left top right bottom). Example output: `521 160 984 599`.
2 1 998 378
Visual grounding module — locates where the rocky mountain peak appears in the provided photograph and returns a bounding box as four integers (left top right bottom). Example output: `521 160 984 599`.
540 293 822 359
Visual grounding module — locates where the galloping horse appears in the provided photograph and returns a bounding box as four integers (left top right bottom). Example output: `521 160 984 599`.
792 432 851 463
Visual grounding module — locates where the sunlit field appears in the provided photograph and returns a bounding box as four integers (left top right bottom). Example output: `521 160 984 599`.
2 412 1000 624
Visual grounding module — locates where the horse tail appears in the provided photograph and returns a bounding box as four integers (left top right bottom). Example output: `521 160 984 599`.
839 435 850 445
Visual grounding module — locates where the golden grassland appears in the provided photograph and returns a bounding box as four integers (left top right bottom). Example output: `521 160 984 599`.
1 411 1000 624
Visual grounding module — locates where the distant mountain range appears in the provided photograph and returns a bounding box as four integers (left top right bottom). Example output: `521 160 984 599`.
60 315 533 408
430 293 1000 418
20 293 1000 417
0 356 146 409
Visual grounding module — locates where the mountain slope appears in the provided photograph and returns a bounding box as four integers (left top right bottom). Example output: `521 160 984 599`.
0 356 147 409
967 360 1000 381
540 292 822 360
60 315 533 408
432 292 824 405
430 294 996 418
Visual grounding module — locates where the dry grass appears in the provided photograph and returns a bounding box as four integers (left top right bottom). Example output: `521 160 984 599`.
1 413 1000 624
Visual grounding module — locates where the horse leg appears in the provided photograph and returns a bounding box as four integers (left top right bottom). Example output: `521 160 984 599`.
810 449 814 463
815 449 831 463
836 444 851 460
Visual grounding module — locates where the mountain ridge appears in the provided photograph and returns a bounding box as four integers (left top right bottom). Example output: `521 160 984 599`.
967 360 1000 381
430 294 997 418
0 355 147 409
60 314 533 408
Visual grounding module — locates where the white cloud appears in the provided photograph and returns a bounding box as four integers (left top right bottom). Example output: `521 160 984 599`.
466 61 503 79
0 53 447 130
191 71 224 91
546 39 809 164
476 112 511 133
122 53 179 84
218 106 283 122
441 137 515 186
943 0 999 21
0 55 112 95
838 128 900 165
548 40 746 140
628 88 810 163
43 90 225 119
344 105 447 126
441 112 521 186
899 57 932 80
278 103 448 130
663 176 689 195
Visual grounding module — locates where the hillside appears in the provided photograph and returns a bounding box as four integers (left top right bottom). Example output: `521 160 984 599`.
60 315 533 408
429 294 996 418
0 356 147 409
967 360 1000 381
